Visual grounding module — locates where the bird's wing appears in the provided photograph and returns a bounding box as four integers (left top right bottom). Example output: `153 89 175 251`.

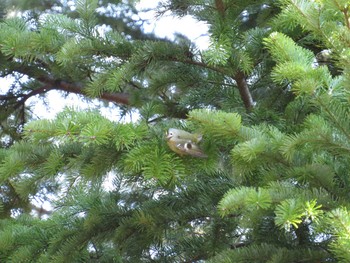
176 142 208 158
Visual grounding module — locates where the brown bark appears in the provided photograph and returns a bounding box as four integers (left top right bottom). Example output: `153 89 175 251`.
2 74 190 119
213 0 255 112
36 76 130 105
215 0 226 16
234 71 255 111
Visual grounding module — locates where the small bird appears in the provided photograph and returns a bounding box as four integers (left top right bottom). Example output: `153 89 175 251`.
166 128 202 143
166 128 207 158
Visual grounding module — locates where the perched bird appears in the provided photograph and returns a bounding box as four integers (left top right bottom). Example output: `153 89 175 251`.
166 128 207 158
166 128 202 143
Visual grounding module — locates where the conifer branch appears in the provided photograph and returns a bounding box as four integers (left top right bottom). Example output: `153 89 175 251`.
15 84 53 107
36 76 130 105
234 71 255 111
31 204 52 218
2 60 131 106
171 58 255 111
215 0 226 17
342 8 350 29
316 96 350 141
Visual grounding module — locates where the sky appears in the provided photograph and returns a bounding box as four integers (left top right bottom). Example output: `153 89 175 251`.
0 0 209 121
136 1 209 50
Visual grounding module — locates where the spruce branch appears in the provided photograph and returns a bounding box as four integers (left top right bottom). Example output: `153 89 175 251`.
14 84 53 108
215 0 226 17
169 57 255 111
30 204 52 218
234 71 255 111
36 76 130 105
341 6 350 29
315 96 350 142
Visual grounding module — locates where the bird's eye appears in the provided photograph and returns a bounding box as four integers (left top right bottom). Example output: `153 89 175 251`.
185 142 192 149
169 132 173 136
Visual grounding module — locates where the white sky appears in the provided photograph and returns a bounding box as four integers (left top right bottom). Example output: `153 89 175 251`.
136 1 209 50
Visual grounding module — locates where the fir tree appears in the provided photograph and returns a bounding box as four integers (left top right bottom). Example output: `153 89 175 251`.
1 0 350 262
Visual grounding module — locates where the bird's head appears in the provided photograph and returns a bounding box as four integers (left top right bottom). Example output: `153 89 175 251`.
166 129 175 141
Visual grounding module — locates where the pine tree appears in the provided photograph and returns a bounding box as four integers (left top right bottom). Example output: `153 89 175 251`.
1 0 350 262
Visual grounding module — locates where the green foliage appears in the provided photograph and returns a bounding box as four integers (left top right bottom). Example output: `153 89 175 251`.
264 32 333 95
203 40 231 66
274 198 304 229
188 109 241 141
123 142 186 187
3 0 350 262
325 208 350 262
219 187 271 216
208 243 328 263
